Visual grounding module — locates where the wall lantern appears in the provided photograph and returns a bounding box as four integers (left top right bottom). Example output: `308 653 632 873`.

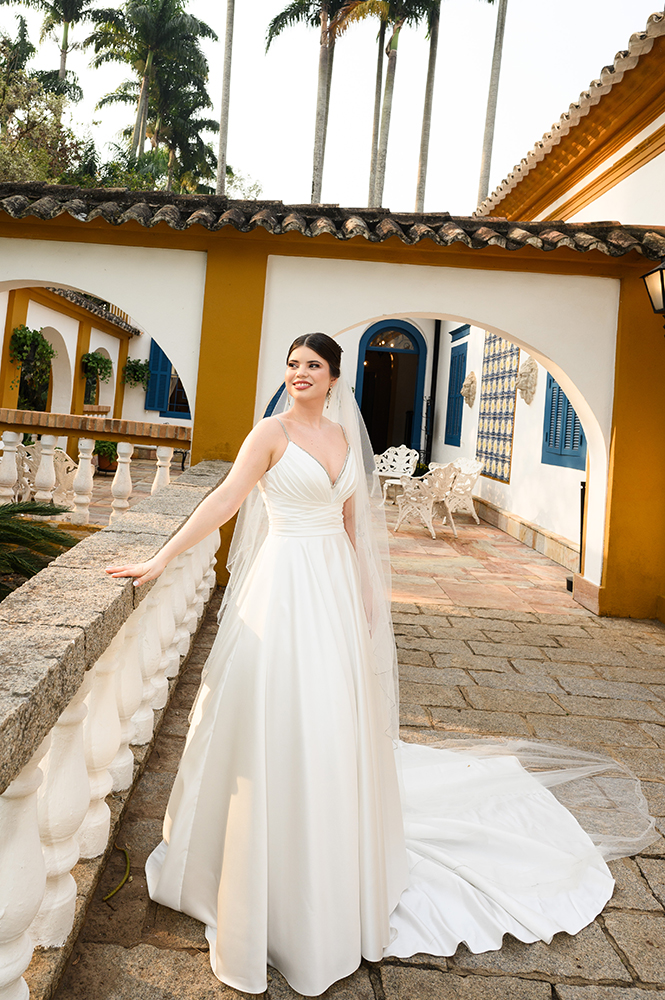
642 260 665 323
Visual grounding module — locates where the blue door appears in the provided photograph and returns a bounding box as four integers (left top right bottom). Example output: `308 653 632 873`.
355 320 427 453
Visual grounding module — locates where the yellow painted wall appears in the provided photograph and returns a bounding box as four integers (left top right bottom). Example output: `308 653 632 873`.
600 273 665 618
191 241 270 581
0 288 29 407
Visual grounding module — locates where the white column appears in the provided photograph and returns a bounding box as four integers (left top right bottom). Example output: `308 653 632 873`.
71 438 95 525
171 555 191 658
0 431 21 502
151 575 177 709
151 446 173 495
33 434 58 503
181 549 199 635
109 441 134 524
109 617 143 792
30 674 92 948
0 737 49 1000
78 639 122 859
130 593 162 745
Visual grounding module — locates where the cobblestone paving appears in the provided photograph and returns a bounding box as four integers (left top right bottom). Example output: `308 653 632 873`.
54 515 665 1000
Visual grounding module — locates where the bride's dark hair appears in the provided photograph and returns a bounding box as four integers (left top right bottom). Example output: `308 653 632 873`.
287 333 342 379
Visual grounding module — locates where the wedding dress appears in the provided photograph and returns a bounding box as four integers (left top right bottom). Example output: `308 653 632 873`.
146 412 654 997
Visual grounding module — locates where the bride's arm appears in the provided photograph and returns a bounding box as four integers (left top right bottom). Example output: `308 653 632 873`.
343 494 356 550
106 419 282 586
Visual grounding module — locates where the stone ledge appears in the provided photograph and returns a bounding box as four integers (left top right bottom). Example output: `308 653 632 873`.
474 496 580 572
0 460 231 796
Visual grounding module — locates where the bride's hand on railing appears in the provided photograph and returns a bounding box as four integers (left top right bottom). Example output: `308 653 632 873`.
105 556 167 587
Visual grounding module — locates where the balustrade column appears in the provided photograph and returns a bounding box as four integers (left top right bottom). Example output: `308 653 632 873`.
0 431 21 502
171 555 191 658
151 575 177 709
109 616 143 792
71 438 95 525
131 592 162 745
181 549 199 635
0 737 49 1000
78 638 123 858
33 435 58 503
109 441 134 524
151 446 173 494
30 674 92 948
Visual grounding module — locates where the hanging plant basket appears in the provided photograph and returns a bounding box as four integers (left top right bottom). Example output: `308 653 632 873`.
81 351 113 384
122 358 150 391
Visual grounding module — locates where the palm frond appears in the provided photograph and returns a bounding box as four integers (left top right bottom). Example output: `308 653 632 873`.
266 0 319 50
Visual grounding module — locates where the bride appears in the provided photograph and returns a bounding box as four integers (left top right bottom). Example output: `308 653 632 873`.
107 332 654 997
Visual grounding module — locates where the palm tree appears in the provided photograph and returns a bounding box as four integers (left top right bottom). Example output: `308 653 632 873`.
215 0 234 196
0 500 76 600
477 0 507 206
87 0 216 159
267 0 346 204
0 0 97 79
414 0 438 212
332 0 428 208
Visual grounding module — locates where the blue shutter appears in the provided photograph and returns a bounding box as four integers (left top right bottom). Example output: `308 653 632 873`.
145 340 172 411
444 343 467 447
542 374 586 470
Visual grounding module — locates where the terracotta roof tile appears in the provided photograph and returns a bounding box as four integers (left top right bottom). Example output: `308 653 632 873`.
0 182 663 260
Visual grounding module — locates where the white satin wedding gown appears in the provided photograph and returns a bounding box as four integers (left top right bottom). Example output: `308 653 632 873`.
146 429 620 996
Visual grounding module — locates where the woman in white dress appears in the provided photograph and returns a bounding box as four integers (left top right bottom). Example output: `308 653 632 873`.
107 333 654 997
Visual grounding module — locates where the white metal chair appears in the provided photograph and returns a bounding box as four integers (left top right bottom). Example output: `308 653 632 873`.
449 458 483 524
395 465 458 539
373 444 419 505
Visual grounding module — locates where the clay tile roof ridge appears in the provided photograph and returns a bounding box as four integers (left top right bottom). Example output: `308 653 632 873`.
474 9 665 218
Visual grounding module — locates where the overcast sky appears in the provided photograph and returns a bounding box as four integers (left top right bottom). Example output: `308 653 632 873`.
4 0 662 215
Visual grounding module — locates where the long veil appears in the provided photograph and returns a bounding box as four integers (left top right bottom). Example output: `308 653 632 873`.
219 365 656 863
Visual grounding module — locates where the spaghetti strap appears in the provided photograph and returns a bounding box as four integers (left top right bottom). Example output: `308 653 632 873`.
339 424 349 445
276 418 291 442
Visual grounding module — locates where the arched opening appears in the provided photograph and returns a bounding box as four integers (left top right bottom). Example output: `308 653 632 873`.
39 326 72 414
355 320 427 453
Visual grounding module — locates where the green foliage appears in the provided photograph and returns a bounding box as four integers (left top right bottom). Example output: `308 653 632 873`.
0 500 77 600
415 461 429 477
122 357 150 390
93 439 118 460
9 325 57 410
81 350 113 383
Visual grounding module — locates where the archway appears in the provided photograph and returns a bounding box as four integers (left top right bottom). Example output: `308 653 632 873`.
39 326 72 414
355 320 427 453
256 255 619 589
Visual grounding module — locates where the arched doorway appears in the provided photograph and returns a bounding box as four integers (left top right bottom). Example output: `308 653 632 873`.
355 320 426 454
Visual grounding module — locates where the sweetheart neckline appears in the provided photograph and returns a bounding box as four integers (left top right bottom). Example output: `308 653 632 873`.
266 440 351 488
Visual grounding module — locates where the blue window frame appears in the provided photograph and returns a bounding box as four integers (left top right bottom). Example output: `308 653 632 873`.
450 324 470 342
542 374 586 470
444 343 467 447
145 339 191 418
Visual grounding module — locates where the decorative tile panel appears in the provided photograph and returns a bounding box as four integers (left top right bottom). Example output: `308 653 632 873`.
475 333 520 483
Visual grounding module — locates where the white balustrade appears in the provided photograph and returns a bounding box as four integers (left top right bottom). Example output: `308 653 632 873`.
0 737 49 1000
33 434 58 503
78 638 123 859
131 590 163 743
0 431 20 502
109 616 144 792
109 441 134 524
71 438 96 525
151 445 174 495
31 675 92 948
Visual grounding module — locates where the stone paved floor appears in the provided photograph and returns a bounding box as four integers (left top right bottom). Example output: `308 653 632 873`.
86 457 185 526
54 514 665 1000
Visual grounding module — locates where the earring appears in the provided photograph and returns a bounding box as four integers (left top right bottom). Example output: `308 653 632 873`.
326 385 332 402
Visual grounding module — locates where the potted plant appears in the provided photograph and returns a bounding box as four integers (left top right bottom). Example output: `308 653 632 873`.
122 359 150 391
9 326 57 411
94 439 118 473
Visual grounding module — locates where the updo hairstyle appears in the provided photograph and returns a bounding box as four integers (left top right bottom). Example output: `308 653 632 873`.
286 333 342 380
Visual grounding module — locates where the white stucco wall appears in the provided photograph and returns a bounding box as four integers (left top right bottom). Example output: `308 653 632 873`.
257 255 620 586
0 238 207 418
432 326 586 544
23 301 78 414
